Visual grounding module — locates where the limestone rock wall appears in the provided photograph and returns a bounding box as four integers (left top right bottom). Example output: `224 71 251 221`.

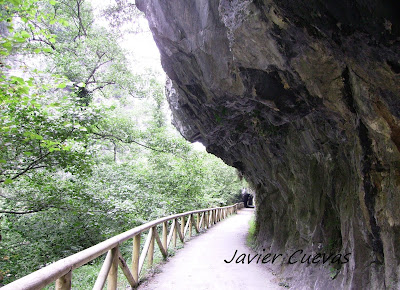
137 0 400 288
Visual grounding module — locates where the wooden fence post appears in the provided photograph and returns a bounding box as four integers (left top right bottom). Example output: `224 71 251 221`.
132 234 141 285
107 247 118 290
162 221 168 256
181 216 185 241
189 214 193 237
55 271 71 290
148 227 155 267
173 219 177 247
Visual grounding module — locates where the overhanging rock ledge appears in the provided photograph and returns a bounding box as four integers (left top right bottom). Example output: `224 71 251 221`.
137 0 400 288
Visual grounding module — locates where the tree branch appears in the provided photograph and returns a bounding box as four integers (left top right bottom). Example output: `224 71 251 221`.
0 209 44 215
87 81 117 93
76 0 87 37
28 20 56 50
0 130 74 183
85 58 113 84
92 132 170 154
10 152 51 181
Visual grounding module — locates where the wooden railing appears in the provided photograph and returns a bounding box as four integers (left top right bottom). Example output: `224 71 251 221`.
3 202 244 289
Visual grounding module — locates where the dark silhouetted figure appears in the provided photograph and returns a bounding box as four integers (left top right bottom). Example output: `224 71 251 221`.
242 188 254 208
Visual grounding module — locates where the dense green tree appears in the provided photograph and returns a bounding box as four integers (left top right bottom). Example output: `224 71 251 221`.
0 0 244 285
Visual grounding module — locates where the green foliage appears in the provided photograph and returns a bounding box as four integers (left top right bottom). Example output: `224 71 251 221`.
101 0 144 35
0 0 110 184
1 137 242 283
329 267 340 280
0 0 56 57
247 216 257 248
0 0 244 286
0 84 103 183
0 168 137 281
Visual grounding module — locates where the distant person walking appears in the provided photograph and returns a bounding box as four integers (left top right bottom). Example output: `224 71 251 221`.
241 188 254 208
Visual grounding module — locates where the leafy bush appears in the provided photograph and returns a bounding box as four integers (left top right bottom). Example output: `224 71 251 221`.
0 0 244 285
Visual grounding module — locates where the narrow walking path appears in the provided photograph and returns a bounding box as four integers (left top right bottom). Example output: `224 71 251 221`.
138 208 281 290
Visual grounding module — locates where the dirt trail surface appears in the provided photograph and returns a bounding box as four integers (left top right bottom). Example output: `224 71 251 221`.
138 208 281 290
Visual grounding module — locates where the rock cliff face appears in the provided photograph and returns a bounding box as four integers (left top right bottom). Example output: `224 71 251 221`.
137 0 400 288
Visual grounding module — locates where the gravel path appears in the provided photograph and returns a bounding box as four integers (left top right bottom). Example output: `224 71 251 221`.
138 208 281 290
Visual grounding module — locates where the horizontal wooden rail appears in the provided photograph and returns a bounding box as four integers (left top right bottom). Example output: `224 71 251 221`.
3 202 244 289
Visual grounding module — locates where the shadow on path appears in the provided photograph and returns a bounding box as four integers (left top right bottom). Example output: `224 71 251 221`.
138 208 281 290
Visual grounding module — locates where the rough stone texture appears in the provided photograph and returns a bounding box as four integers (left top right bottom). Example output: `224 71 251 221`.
137 0 400 288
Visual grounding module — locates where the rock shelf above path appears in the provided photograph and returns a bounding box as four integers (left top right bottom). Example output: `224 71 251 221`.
137 1 400 288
